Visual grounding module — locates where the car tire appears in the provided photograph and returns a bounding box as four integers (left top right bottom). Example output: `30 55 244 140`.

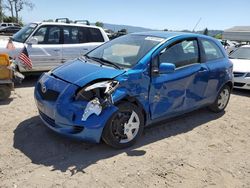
208 85 231 113
102 102 144 149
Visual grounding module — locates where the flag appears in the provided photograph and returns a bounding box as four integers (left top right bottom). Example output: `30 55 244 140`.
6 38 15 50
18 46 32 70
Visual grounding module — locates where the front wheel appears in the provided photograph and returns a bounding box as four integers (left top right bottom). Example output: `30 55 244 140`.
209 85 231 113
102 102 144 149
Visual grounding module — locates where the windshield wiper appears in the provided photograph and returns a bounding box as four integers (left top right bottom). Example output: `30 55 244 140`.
85 55 105 66
85 56 121 69
99 58 121 69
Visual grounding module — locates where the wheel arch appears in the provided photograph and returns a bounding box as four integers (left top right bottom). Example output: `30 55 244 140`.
225 81 233 91
114 95 147 125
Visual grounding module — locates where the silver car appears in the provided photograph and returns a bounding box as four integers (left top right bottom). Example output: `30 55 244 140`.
0 21 109 73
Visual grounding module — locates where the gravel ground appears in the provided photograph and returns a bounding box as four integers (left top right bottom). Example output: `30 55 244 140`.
0 76 250 188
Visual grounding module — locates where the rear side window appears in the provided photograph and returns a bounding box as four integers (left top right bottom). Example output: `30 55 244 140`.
159 39 199 68
87 28 104 42
77 27 89 43
63 27 104 44
63 26 81 44
201 39 224 61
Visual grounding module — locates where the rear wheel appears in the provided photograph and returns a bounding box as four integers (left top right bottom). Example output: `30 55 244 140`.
0 85 11 100
209 85 231 113
102 102 144 149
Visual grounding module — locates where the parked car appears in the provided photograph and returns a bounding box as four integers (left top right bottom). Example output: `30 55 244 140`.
0 19 109 73
34 32 233 148
229 45 250 90
0 26 22 35
0 22 21 29
219 39 239 54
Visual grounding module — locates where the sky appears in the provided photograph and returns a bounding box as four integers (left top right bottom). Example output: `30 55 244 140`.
4 0 250 31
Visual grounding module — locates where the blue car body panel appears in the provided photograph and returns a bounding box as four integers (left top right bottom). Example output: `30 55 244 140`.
34 32 233 143
52 59 125 87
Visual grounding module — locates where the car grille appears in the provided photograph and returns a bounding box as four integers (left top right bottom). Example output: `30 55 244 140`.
39 110 59 128
233 72 245 77
39 110 84 134
37 82 60 101
234 82 246 87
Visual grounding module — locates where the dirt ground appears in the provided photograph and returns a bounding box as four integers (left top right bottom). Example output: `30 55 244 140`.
0 76 250 188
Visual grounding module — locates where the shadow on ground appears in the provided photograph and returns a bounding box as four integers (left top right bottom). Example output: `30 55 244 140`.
15 74 41 88
232 88 250 97
0 98 13 105
13 108 224 175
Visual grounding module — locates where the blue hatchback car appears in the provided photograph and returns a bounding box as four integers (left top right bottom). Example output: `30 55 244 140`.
34 32 233 148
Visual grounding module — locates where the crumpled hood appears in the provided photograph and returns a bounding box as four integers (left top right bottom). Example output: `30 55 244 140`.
52 59 125 87
231 59 250 73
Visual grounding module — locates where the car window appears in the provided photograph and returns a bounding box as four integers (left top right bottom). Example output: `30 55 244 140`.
201 39 224 61
87 28 104 42
33 26 61 44
229 47 250 60
33 27 47 43
63 26 80 44
159 39 199 68
78 27 89 43
88 35 162 68
12 23 37 43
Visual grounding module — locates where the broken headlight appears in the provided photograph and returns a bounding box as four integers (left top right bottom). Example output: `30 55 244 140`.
76 80 119 121
75 80 119 104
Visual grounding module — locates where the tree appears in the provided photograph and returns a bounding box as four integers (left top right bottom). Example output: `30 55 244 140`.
0 0 3 22
14 0 34 23
4 0 34 23
43 19 54 22
3 15 15 22
203 28 209 35
95 21 103 28
4 0 14 21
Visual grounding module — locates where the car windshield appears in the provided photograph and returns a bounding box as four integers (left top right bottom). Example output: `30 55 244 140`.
229 47 250 60
12 23 38 43
86 34 164 69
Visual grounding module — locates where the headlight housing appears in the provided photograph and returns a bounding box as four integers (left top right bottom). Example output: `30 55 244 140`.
75 80 119 103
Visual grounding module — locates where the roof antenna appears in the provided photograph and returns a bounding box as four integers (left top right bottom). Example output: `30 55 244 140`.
192 17 202 32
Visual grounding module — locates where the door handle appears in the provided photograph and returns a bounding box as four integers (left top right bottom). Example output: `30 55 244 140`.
53 49 60 52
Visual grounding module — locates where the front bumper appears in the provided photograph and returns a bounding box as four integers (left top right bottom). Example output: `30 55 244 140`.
34 73 118 143
233 73 250 90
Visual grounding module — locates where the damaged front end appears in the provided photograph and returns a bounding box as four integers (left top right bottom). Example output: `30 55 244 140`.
75 80 119 121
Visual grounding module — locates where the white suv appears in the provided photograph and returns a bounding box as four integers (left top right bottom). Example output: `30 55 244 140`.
0 20 109 73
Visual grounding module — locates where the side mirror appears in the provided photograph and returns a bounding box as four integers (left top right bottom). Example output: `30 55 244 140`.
159 62 176 74
26 37 38 45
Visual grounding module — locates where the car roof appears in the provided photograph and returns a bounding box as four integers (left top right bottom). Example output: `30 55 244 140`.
32 21 101 29
132 31 207 40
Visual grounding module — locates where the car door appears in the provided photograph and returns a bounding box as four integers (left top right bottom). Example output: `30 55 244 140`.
26 25 62 71
149 38 210 120
62 26 105 63
199 38 228 103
